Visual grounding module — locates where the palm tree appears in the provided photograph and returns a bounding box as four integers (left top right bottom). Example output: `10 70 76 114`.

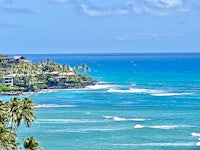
0 124 17 150
9 97 36 133
23 136 43 150
9 97 21 133
0 98 41 150
20 98 36 128
73 66 79 73
0 101 10 127
0 101 17 150
85 66 90 76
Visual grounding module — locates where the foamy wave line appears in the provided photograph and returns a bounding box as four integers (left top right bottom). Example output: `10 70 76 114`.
36 119 104 124
107 88 163 94
112 143 195 147
46 128 127 133
103 116 146 121
35 104 76 108
134 124 178 129
151 92 193 97
107 88 194 97
191 132 200 137
86 83 119 90
196 142 200 146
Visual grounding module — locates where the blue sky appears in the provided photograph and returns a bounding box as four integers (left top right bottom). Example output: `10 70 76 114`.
0 0 200 54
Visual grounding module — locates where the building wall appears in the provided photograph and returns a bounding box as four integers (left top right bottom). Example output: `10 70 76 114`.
0 77 13 86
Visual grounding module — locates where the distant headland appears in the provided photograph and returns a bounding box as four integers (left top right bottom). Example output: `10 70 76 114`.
0 54 94 95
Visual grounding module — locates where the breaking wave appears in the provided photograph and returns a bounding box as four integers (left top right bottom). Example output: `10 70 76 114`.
151 92 194 97
134 124 179 129
191 132 200 137
112 143 195 147
86 84 117 90
103 116 146 121
107 87 194 97
35 104 76 108
107 88 163 94
36 119 104 124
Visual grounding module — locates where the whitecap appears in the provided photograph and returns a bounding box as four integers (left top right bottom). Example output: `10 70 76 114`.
86 84 115 90
35 104 76 108
196 142 200 146
103 116 146 121
112 143 194 147
133 125 176 130
191 132 200 137
107 88 163 94
134 124 144 129
149 125 177 129
113 117 127 121
36 119 103 124
151 92 193 97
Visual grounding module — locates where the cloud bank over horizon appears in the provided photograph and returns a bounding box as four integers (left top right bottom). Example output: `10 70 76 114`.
46 0 200 16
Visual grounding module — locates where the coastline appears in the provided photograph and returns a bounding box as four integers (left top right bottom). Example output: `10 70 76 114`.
0 81 96 96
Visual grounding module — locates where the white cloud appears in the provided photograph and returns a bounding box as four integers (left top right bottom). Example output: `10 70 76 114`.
46 0 198 16
125 0 189 16
80 4 129 17
79 0 191 17
147 0 183 9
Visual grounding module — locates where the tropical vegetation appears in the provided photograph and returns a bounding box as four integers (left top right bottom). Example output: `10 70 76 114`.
0 97 43 150
0 55 93 92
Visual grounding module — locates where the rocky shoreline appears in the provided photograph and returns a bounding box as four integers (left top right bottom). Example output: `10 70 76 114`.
0 81 96 96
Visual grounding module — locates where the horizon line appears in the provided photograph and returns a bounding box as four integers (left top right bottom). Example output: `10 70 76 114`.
6 52 200 55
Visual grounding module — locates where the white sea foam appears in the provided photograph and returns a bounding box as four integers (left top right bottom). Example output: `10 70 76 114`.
86 84 110 90
48 127 127 133
134 124 144 129
112 143 194 147
150 125 177 129
86 84 115 90
107 87 194 97
36 119 103 124
196 142 200 146
35 104 76 108
151 92 193 97
134 125 180 130
191 132 200 137
107 88 162 94
103 116 146 121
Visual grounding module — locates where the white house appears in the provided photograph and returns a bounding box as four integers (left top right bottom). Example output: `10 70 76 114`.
0 76 14 86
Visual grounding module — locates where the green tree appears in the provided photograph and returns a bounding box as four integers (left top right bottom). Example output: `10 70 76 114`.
23 136 43 150
0 124 17 150
0 98 42 150
9 97 36 133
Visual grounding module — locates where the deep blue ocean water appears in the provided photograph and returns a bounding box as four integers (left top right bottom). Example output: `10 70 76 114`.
2 53 200 149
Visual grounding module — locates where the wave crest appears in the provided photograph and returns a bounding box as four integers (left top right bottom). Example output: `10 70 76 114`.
103 116 146 121
86 84 117 90
134 124 177 129
191 132 200 137
35 104 76 108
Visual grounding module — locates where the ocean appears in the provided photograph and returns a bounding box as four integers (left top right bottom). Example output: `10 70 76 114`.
2 53 200 149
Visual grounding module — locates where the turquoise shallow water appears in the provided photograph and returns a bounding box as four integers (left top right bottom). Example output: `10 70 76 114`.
2 53 200 149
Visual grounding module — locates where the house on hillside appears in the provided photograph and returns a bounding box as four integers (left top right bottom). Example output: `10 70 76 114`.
0 76 14 86
13 56 27 63
0 54 13 63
